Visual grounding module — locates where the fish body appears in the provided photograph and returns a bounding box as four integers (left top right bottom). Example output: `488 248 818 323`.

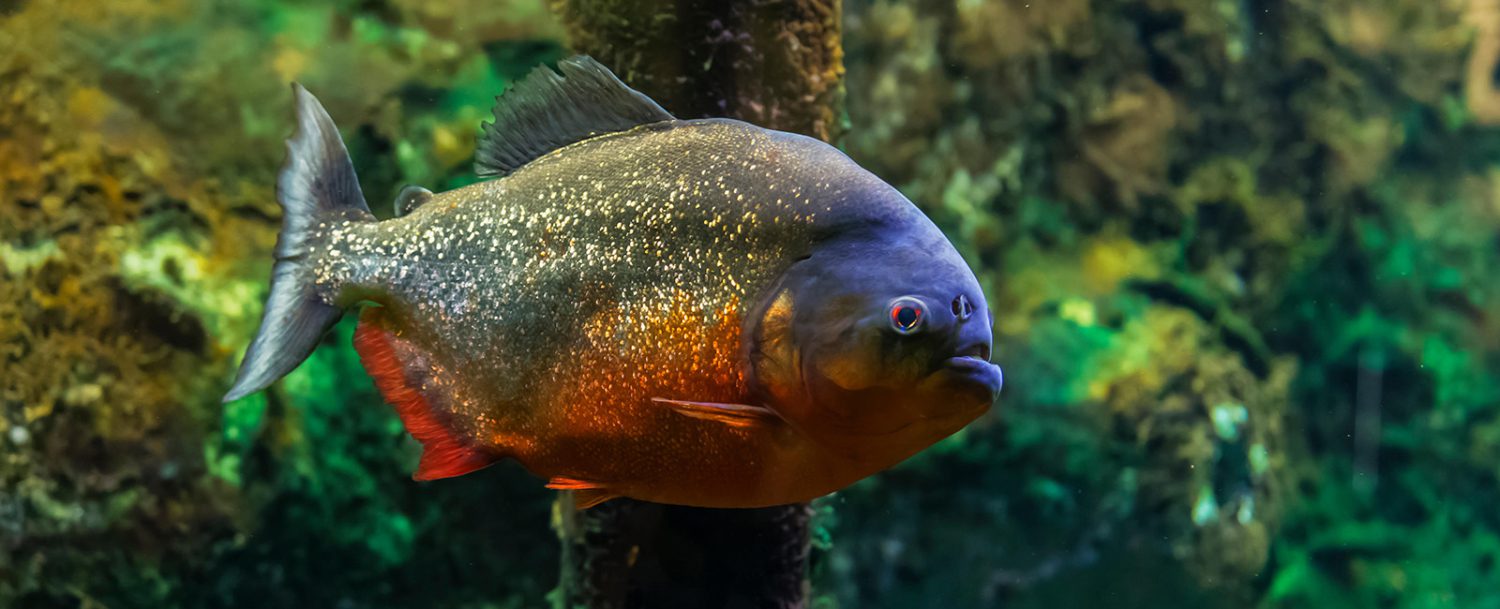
225 57 1003 508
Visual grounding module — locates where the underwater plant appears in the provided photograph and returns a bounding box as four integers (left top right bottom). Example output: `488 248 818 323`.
6 0 1500 608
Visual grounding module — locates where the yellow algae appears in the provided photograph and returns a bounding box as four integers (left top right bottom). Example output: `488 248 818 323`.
1081 233 1156 295
66 87 110 128
272 46 310 84
1058 298 1097 327
431 122 472 169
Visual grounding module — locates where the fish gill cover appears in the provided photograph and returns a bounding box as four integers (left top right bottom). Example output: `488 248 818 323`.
1 0 1499 608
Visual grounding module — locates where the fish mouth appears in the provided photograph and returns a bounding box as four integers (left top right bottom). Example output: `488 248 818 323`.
940 341 995 380
939 348 1003 405
953 341 991 362
942 356 1001 385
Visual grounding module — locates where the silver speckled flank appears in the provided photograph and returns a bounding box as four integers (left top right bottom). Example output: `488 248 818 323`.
303 118 912 490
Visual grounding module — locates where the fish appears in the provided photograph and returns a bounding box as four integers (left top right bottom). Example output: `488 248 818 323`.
223 56 1003 509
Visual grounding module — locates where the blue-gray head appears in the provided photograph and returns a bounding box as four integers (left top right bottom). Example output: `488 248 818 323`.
749 193 1003 463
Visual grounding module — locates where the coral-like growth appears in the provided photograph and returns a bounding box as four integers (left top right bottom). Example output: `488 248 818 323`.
5 0 1500 607
828 0 1500 607
1 0 562 606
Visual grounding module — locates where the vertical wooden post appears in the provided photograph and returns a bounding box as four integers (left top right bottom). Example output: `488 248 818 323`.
554 497 814 608
550 0 843 142
546 1 842 607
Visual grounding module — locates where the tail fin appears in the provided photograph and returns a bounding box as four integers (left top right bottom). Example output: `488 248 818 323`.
223 84 372 402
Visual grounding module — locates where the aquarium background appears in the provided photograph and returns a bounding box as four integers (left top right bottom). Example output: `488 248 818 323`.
3 0 1498 607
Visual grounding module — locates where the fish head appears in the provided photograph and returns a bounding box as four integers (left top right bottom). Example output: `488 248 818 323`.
749 231 1002 460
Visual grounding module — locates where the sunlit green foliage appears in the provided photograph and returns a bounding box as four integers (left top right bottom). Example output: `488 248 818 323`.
4 0 1498 607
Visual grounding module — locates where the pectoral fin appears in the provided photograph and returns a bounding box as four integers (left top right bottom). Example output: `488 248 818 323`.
547 476 619 510
651 398 779 429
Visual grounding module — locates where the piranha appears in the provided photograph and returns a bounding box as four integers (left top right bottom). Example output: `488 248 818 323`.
224 56 1003 509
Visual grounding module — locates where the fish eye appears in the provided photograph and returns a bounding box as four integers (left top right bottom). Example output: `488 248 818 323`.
888 297 926 334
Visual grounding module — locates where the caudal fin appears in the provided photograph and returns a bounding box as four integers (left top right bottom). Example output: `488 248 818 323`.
223 84 372 402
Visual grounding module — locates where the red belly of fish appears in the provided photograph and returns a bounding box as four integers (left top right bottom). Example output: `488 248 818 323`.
351 296 829 508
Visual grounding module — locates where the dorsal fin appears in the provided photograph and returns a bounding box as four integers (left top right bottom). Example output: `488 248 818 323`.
474 55 675 178
392 185 432 217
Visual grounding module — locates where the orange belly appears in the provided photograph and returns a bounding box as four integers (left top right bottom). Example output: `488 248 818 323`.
353 294 849 508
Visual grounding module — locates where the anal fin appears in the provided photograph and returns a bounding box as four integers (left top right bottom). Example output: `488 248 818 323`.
354 308 501 481
651 398 779 429
547 476 619 510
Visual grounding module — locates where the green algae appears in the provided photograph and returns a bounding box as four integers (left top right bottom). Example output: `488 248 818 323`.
827 0 1500 607
4 0 1500 607
0 0 561 606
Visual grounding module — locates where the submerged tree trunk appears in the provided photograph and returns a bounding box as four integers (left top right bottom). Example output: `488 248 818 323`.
554 496 815 608
550 0 843 142
546 1 842 607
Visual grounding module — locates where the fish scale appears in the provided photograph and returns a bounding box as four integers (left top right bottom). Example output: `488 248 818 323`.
316 120 861 477
224 56 1002 508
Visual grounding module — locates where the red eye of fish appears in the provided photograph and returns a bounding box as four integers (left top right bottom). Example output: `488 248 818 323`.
888 298 926 334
